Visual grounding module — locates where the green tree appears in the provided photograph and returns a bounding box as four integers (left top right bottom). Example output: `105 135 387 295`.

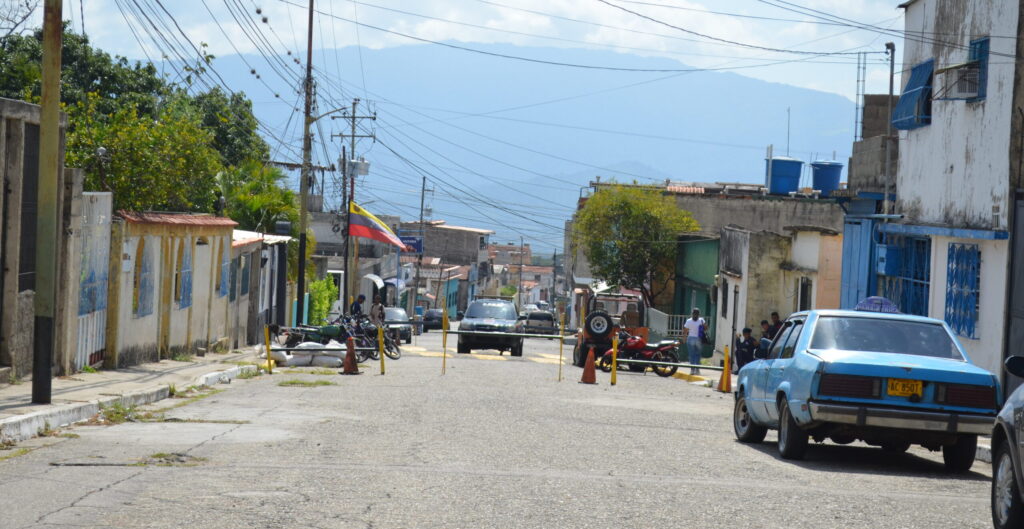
192 88 269 167
65 93 223 212
572 185 699 305
308 277 339 325
0 27 168 116
500 285 517 297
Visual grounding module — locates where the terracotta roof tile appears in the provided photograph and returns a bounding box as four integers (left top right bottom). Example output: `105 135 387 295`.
119 211 238 227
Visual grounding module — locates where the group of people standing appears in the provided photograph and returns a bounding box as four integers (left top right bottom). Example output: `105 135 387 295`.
732 311 783 372
679 308 785 376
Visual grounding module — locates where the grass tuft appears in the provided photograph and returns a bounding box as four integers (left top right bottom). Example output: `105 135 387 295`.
277 379 336 387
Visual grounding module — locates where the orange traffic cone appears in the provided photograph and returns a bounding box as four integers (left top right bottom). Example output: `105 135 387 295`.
579 346 597 385
341 337 361 375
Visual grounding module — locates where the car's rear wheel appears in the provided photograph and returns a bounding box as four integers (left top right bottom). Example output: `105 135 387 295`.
457 339 470 354
733 394 767 443
943 434 977 473
993 441 1024 529
510 339 523 357
777 399 808 460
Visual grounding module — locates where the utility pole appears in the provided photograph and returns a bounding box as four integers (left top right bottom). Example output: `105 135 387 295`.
295 0 315 326
33 0 61 404
340 146 348 310
330 99 374 311
518 236 524 308
410 175 426 317
884 41 896 218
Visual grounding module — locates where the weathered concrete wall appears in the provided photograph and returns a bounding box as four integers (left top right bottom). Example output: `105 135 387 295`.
675 194 844 238
928 236 1008 377
898 0 1018 229
849 135 896 193
112 234 161 367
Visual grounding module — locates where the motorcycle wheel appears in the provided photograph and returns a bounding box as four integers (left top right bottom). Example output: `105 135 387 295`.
384 338 402 360
598 355 613 372
652 351 678 377
285 333 303 348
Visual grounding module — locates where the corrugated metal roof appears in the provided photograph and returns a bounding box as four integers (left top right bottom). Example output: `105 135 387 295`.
666 185 706 194
119 211 237 227
435 224 494 234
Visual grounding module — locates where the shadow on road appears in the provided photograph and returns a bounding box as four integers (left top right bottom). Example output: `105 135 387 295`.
742 439 989 482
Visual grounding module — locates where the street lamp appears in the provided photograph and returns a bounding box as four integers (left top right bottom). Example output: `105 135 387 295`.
95 146 110 191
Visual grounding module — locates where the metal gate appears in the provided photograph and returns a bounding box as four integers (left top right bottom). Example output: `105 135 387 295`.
76 193 112 369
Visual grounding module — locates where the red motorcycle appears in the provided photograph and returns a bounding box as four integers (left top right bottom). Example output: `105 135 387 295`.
598 330 680 377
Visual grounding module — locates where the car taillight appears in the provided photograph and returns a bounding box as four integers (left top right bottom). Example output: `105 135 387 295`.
818 374 881 399
936 384 996 409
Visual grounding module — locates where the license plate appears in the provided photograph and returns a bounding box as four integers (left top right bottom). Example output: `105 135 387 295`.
887 378 922 397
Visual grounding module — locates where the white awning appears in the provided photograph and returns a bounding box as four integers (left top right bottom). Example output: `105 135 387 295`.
363 273 385 289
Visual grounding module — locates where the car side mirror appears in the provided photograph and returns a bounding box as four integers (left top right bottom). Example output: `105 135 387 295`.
1006 356 1024 378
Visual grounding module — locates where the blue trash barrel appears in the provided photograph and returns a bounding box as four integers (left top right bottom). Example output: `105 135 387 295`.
765 157 803 195
811 160 844 197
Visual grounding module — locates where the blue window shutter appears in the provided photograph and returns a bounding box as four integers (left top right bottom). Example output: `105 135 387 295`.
892 59 934 130
969 38 990 101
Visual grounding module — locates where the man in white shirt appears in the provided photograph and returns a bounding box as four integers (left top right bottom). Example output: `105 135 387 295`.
682 308 706 375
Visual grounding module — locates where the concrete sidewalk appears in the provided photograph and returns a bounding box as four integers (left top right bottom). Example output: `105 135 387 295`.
0 349 261 443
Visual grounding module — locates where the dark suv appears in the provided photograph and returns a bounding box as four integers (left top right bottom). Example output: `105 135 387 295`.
457 299 524 356
422 309 445 331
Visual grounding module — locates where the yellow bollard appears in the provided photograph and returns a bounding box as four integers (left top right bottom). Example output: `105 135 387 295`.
263 325 273 375
557 313 565 382
610 332 619 386
378 325 386 375
441 310 449 375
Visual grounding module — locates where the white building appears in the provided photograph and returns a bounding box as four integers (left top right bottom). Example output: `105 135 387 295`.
881 0 1018 382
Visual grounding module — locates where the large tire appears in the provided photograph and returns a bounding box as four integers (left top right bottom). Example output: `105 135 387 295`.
777 399 809 460
457 338 470 354
993 441 1024 529
943 434 977 473
511 339 524 357
585 311 613 340
573 343 584 367
734 394 768 443
652 351 678 377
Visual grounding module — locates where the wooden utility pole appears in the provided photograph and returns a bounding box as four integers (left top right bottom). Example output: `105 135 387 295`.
518 236 525 308
331 99 374 311
296 0 315 326
33 0 62 404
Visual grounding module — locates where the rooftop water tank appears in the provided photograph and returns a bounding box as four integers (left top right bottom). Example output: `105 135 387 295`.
765 157 803 195
811 160 844 197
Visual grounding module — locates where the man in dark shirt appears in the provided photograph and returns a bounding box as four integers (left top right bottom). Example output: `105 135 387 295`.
734 328 759 371
350 294 366 316
766 311 782 339
760 320 772 340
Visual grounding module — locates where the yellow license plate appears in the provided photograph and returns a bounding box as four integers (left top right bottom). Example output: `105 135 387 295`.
887 378 922 397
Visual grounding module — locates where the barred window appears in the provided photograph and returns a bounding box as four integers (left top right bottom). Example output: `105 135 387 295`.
945 243 980 339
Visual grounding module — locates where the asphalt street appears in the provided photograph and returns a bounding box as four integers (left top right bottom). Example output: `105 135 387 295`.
0 329 995 528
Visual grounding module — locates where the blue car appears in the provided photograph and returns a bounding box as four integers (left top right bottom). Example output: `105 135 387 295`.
732 309 1000 472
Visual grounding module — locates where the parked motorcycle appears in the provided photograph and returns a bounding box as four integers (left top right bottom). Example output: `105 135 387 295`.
598 331 680 377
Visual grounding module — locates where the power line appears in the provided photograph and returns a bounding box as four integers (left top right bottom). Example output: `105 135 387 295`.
274 0 879 73
594 0 883 56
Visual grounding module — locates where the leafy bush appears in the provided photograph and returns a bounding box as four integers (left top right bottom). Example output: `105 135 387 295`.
308 277 339 325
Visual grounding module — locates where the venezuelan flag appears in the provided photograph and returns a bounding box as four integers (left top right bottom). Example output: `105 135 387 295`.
349 202 407 249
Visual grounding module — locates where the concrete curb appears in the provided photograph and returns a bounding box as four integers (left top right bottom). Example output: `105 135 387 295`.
0 364 256 445
978 443 992 463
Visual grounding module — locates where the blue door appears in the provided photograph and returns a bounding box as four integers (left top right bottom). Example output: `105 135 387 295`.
764 319 805 424
841 219 874 309
751 322 795 421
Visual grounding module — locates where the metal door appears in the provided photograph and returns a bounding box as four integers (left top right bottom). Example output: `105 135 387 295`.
76 193 111 369
840 219 874 308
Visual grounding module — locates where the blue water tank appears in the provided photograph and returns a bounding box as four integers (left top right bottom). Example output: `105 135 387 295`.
765 157 803 195
811 160 844 197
